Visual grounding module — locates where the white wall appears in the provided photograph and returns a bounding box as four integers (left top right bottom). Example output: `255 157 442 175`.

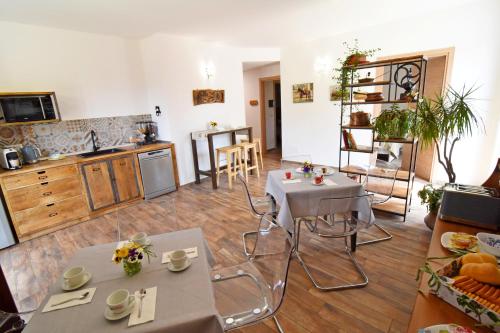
243 63 280 140
0 21 148 120
140 34 279 184
280 0 500 184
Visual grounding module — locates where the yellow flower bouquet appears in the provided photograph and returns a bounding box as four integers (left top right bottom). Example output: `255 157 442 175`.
113 241 155 276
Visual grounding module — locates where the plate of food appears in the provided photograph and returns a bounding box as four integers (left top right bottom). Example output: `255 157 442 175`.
441 232 478 253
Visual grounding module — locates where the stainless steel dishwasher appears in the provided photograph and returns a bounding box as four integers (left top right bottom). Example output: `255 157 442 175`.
138 148 177 199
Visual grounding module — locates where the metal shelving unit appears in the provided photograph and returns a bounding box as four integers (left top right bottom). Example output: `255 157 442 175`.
338 55 428 220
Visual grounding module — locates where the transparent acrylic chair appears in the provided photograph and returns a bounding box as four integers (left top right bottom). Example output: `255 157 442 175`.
211 215 293 332
237 173 278 257
357 155 398 246
280 154 312 170
300 194 374 291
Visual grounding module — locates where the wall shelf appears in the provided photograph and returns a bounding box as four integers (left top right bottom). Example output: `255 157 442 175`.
338 55 427 220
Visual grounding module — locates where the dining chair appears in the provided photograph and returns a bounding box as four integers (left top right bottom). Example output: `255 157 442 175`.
280 154 312 170
211 214 293 333
357 157 397 246
299 194 374 291
237 173 278 257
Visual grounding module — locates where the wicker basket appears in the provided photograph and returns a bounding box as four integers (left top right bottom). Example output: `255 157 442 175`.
350 112 371 126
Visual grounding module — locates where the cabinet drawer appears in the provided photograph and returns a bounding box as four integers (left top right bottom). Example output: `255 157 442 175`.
15 195 87 236
3 164 78 190
7 177 83 212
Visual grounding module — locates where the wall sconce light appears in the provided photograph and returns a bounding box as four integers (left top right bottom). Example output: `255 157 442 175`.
204 62 216 80
314 56 332 76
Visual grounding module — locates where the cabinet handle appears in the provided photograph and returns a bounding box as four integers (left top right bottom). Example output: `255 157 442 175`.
92 167 101 172
46 203 55 207
42 191 52 196
37 171 46 175
39 175 48 180
119 161 126 166
41 182 48 186
49 212 58 217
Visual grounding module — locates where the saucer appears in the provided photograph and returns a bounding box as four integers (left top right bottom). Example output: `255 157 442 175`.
104 299 136 321
131 238 151 246
167 259 192 272
282 176 295 181
62 272 92 291
311 180 325 186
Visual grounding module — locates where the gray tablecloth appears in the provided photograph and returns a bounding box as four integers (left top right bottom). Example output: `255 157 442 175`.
24 228 223 333
265 170 374 232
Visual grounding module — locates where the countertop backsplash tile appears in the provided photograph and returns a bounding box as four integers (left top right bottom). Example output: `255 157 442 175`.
0 114 152 155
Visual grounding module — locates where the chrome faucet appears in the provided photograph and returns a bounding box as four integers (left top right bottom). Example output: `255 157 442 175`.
90 130 100 152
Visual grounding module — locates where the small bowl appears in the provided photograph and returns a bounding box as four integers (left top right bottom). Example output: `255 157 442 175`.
477 232 500 257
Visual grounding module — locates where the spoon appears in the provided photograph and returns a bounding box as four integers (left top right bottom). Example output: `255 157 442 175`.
138 288 146 318
52 291 90 306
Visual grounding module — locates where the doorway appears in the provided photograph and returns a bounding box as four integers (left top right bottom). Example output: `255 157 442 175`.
259 76 281 152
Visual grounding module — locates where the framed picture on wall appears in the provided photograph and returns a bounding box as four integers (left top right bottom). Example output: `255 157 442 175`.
193 89 225 106
292 83 313 103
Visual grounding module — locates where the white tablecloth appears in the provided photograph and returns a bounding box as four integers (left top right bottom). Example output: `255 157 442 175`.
265 170 374 232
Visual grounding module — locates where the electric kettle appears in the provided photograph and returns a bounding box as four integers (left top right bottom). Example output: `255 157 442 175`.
21 144 41 164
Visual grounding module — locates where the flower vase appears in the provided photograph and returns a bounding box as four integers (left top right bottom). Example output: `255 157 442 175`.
123 260 142 276
303 168 312 178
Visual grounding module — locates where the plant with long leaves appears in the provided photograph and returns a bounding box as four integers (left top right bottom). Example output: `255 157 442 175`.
412 85 483 183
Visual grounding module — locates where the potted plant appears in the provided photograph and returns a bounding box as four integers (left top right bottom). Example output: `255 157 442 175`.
333 39 380 100
372 104 413 139
418 184 443 230
412 86 482 183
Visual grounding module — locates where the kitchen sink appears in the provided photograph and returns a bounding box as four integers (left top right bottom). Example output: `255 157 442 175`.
78 148 125 158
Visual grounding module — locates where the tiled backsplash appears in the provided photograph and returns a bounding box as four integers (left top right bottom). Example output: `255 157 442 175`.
0 114 152 155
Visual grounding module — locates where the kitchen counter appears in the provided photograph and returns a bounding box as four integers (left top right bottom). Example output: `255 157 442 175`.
407 217 494 332
0 142 174 178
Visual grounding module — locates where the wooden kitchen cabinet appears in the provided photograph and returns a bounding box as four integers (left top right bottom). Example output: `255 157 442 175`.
82 161 116 210
111 156 140 203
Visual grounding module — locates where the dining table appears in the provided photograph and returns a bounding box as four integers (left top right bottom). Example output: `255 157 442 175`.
265 168 374 252
24 228 223 333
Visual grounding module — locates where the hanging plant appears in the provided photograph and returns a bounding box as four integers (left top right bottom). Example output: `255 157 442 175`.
333 39 381 100
372 104 413 139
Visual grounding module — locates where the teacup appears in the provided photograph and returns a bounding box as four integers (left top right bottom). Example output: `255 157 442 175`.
106 289 135 314
131 232 148 246
321 167 328 175
314 175 324 185
170 250 188 269
285 171 292 180
63 266 87 287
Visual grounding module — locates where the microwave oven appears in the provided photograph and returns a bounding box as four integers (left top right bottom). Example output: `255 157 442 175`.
0 92 60 124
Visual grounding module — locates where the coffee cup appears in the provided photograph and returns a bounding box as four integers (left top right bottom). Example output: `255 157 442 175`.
285 171 292 180
131 232 148 246
170 250 188 269
314 175 324 185
63 266 87 287
321 167 328 175
106 289 135 314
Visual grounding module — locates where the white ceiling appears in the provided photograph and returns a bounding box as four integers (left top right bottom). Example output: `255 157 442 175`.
242 61 279 71
0 0 475 47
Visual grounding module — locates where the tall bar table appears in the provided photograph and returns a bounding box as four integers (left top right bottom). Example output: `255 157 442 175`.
191 127 253 189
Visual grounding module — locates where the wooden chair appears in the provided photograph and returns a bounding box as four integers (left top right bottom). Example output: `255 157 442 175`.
241 138 264 170
216 145 242 190
236 142 260 182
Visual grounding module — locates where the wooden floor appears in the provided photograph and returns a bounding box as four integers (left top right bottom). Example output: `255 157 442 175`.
0 151 432 333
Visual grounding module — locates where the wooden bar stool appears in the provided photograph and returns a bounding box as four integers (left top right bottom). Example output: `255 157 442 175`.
236 142 260 182
241 138 264 171
216 145 242 190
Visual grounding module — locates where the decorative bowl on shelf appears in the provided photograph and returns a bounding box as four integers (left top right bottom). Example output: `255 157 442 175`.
349 112 371 126
358 77 375 84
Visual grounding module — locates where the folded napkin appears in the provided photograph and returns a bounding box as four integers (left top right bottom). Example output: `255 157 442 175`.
324 179 338 186
282 179 302 184
42 288 96 313
129 286 157 327
161 247 198 264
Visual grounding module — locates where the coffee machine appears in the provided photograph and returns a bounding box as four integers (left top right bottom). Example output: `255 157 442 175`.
0 148 22 170
136 121 158 144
